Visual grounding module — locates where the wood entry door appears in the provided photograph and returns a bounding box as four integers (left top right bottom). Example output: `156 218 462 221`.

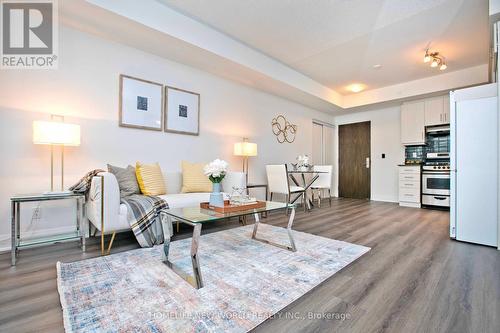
338 121 371 199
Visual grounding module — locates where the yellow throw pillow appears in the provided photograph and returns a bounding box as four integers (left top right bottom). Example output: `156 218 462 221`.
135 162 166 196
181 161 212 193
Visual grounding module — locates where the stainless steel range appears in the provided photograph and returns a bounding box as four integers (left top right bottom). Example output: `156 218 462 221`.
422 156 450 208
422 125 451 208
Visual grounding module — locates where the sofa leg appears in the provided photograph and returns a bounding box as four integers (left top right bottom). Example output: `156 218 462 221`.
101 232 105 255
101 232 116 255
107 232 116 255
177 222 180 233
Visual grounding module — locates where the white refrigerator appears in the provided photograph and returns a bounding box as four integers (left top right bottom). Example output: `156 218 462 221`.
450 83 499 247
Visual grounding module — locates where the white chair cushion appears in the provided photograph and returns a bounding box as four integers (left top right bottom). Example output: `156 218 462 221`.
289 186 305 193
311 165 333 189
266 165 289 194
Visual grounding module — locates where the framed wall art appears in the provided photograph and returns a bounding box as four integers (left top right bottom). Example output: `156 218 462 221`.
164 86 200 136
119 74 163 131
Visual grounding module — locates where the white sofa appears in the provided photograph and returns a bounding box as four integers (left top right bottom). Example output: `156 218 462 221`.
86 171 246 237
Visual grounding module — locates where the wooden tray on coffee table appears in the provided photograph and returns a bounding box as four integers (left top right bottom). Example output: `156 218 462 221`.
200 200 266 213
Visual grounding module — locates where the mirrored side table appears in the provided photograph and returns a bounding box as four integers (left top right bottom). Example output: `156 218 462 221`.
10 193 86 266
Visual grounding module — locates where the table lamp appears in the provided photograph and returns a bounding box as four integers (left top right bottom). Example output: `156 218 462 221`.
234 138 257 184
33 118 81 194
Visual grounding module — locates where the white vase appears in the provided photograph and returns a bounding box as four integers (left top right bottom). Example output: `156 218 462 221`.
209 182 224 207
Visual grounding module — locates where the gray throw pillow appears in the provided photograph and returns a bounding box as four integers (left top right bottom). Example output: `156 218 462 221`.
107 164 140 198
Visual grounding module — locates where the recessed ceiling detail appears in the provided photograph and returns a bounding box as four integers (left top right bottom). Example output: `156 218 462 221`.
63 0 489 111
160 0 489 94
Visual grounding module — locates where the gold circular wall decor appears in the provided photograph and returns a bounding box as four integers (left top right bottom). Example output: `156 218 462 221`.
271 115 297 143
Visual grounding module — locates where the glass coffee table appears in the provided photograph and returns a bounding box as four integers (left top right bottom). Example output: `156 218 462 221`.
160 201 296 289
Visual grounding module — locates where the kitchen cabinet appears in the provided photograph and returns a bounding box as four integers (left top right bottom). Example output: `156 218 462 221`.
399 165 421 208
425 96 450 126
401 101 425 145
401 95 450 146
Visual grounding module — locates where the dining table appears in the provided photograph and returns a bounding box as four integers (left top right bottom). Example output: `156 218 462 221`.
287 169 327 210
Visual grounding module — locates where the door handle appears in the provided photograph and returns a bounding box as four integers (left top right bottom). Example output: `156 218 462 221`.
434 196 447 200
366 157 370 169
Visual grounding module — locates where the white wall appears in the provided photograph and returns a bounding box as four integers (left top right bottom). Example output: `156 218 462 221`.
333 106 404 202
0 26 333 250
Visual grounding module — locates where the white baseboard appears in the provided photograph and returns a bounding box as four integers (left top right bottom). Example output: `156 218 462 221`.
371 198 399 203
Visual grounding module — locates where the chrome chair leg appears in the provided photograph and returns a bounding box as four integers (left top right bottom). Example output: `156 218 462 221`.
302 192 306 212
285 194 289 216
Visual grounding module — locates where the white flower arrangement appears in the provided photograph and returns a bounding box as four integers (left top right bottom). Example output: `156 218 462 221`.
203 159 229 183
296 154 310 167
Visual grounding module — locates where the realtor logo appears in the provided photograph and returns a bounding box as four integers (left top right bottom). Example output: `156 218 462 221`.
1 0 58 69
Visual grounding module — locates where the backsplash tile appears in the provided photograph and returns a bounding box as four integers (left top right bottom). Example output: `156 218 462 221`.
405 145 425 163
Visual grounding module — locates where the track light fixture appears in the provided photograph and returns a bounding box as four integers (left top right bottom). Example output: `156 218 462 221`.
423 49 447 70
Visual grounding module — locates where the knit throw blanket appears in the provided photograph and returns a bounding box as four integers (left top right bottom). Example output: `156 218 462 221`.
71 170 169 248
69 169 105 198
121 194 169 248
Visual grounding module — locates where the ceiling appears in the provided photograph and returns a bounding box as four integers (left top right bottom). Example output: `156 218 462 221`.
158 0 490 95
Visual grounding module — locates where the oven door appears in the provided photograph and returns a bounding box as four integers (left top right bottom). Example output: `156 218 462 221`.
422 172 450 196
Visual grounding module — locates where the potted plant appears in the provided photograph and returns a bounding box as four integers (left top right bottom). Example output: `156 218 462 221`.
204 159 229 207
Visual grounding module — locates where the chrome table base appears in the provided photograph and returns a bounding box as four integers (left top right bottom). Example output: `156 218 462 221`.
289 173 320 210
161 212 204 289
160 207 296 289
251 208 297 252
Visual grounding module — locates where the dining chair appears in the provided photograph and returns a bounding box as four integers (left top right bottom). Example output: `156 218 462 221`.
311 165 333 207
266 164 306 214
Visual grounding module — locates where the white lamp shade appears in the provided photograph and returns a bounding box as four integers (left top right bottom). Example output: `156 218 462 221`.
33 121 81 146
234 142 257 156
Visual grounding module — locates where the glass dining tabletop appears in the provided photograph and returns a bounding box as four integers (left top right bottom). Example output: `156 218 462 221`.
160 201 293 224
287 170 327 173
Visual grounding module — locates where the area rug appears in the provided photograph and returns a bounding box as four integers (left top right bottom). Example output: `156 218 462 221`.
57 224 370 333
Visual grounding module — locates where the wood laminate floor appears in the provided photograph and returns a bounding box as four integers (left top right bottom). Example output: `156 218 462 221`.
1 198 499 333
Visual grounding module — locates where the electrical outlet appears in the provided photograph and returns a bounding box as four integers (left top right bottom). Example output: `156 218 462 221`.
32 207 42 220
